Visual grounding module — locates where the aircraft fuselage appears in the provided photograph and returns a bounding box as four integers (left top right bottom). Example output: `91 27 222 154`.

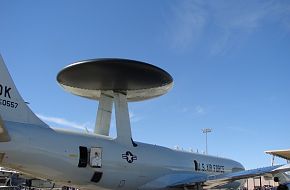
0 121 244 190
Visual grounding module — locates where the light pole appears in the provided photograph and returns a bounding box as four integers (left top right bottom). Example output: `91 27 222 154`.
202 128 212 155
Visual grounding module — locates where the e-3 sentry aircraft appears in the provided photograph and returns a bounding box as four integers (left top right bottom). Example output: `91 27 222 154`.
0 55 289 190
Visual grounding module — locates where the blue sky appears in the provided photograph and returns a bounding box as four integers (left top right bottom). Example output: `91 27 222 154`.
1 0 290 169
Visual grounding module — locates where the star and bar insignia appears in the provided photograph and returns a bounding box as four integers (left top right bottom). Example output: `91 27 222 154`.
122 151 137 163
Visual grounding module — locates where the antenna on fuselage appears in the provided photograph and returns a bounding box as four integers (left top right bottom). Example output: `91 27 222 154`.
56 58 173 147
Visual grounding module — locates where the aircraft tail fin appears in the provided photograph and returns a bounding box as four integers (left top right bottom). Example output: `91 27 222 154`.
0 55 47 126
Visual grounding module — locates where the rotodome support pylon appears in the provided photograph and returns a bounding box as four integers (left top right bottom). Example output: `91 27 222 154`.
94 92 113 136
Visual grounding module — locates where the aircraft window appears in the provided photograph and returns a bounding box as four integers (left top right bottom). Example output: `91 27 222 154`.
90 147 102 168
194 160 198 171
78 146 88 168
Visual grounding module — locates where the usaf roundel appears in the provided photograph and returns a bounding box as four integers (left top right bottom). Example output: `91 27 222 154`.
122 151 137 163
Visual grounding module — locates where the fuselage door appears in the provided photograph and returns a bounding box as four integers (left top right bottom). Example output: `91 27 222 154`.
90 147 102 168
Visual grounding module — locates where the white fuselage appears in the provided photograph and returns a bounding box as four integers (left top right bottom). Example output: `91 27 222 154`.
0 121 244 190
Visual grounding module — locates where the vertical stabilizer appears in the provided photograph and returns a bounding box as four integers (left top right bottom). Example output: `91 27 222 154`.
0 55 47 126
